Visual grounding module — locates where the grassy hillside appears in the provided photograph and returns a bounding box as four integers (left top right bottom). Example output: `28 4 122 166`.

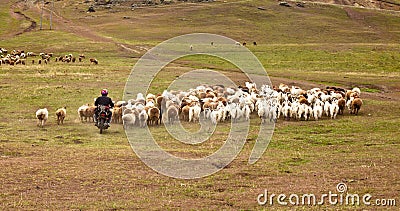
0 0 399 209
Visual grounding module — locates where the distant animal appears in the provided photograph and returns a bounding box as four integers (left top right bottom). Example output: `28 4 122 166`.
55 107 67 125
89 58 98 65
36 108 49 127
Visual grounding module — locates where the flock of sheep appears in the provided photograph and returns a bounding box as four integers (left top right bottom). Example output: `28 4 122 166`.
35 82 363 128
70 82 363 130
0 47 98 65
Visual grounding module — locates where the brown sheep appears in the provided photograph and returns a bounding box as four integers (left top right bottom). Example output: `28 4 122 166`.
338 98 346 115
112 107 123 124
180 105 190 121
298 96 309 105
80 106 96 122
90 58 98 65
56 107 67 125
350 98 363 115
147 107 160 125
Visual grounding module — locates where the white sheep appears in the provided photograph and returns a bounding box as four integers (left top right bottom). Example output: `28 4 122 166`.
122 113 136 129
324 101 331 117
281 101 291 120
138 109 148 127
330 100 339 119
36 108 49 127
189 104 201 122
313 100 323 121
242 104 251 121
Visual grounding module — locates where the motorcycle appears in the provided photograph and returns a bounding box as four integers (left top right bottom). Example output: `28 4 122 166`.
96 105 111 134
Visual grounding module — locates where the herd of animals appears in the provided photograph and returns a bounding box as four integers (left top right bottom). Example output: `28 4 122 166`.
34 82 364 129
0 47 98 65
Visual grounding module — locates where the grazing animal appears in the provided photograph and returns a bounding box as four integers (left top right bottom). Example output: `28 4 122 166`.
55 107 67 125
36 108 49 127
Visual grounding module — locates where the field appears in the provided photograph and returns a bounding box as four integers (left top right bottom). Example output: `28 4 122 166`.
0 0 399 209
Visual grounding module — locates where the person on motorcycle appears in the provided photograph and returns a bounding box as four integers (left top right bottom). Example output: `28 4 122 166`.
94 89 114 126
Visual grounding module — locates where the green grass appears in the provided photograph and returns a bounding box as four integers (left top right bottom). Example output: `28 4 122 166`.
0 0 399 209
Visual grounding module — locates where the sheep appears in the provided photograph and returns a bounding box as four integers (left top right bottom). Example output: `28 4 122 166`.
166 105 179 124
281 101 291 120
112 107 122 124
147 107 160 125
297 104 307 120
338 98 346 115
122 113 136 129
188 103 201 123
242 104 251 121
210 109 221 125
352 87 361 96
181 105 190 121
330 100 339 119
350 97 363 115
138 109 148 127
36 108 49 127
324 101 331 117
55 107 67 125
313 102 323 121
231 103 243 122
78 105 96 122
89 58 98 65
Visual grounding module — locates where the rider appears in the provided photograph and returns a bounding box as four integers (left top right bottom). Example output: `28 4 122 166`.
94 89 114 126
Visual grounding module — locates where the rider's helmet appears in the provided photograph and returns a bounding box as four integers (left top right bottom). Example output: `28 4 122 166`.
101 89 108 96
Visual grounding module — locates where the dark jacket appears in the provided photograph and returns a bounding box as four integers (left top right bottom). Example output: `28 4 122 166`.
95 96 114 108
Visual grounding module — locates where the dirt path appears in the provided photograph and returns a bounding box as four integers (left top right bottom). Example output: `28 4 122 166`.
8 0 142 54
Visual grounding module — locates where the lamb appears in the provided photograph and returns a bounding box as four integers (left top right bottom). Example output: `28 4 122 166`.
55 107 67 125
36 108 49 127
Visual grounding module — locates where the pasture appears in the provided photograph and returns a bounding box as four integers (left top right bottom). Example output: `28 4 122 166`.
0 0 399 209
